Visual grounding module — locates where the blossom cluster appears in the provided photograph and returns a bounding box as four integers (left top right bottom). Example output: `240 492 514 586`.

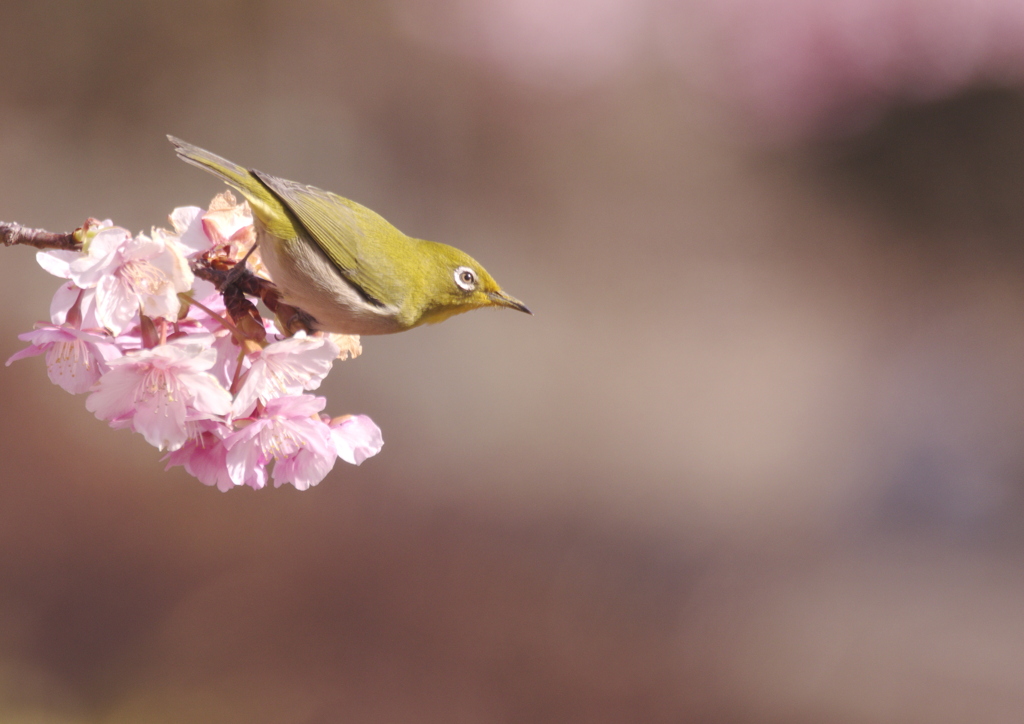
6 193 382 491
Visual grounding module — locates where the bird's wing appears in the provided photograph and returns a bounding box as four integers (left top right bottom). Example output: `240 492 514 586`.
253 170 400 308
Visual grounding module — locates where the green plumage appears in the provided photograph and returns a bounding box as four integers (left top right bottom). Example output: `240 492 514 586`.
168 136 530 334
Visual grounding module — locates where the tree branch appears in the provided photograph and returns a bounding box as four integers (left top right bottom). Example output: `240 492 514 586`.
0 220 85 251
189 258 317 335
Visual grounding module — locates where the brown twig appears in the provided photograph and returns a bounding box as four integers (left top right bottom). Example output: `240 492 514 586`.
0 220 86 251
189 258 317 335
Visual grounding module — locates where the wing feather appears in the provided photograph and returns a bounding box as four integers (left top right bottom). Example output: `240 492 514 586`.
252 171 405 307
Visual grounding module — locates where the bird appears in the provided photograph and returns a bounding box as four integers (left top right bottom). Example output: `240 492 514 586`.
169 136 530 335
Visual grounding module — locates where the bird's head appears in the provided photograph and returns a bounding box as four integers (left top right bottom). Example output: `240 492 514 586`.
411 242 531 327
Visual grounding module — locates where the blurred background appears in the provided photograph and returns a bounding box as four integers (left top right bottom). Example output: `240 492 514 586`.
3 0 1024 721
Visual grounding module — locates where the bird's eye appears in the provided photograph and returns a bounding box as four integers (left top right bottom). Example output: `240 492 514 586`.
454 266 477 291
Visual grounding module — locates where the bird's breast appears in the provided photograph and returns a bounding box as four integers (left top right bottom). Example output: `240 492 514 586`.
255 223 406 335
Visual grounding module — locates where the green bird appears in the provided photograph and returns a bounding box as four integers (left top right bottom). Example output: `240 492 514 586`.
169 136 530 335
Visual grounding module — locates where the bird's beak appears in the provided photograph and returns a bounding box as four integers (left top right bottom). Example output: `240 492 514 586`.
487 290 533 315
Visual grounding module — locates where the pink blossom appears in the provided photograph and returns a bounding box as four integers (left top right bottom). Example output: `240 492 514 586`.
163 421 235 491
327 414 384 465
207 329 244 390
35 224 123 284
12 194 385 490
174 293 245 389
202 192 253 246
38 224 193 334
6 324 121 394
224 395 336 490
231 333 339 416
32 218 112 282
168 205 212 255
49 283 100 329
85 336 232 451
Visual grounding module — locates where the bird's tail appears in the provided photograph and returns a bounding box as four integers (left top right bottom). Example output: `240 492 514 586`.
168 136 288 226
168 136 256 190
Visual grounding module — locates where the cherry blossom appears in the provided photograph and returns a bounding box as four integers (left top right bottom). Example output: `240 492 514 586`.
231 333 340 416
7 195 382 489
167 205 212 255
37 223 193 334
85 336 232 451
224 395 337 490
202 192 254 246
163 421 234 492
6 323 121 394
327 414 384 465
49 282 100 329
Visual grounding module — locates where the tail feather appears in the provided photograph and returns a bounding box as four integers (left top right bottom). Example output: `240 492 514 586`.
167 135 255 193
168 136 292 234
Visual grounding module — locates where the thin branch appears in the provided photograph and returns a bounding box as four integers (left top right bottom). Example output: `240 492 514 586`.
186 295 245 339
0 220 84 251
190 259 317 334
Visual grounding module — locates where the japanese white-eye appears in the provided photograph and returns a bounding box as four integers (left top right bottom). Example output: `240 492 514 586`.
169 136 530 335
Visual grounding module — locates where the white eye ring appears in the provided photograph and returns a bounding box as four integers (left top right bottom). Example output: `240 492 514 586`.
454 266 477 291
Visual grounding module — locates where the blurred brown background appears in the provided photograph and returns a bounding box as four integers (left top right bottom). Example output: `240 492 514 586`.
3 1 1024 721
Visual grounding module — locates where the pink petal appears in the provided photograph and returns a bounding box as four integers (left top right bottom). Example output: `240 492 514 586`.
202 202 252 245
273 445 336 490
6 343 44 366
330 414 384 465
165 428 234 491
85 366 145 421
181 370 233 417
122 233 163 261
264 394 327 419
75 288 101 330
36 249 80 279
230 373 262 418
70 227 129 286
89 226 133 257
139 283 180 323
270 417 337 490
95 274 139 335
205 331 242 389
224 426 270 489
231 336 338 416
49 283 81 325
170 206 212 254
44 339 104 394
131 389 189 451
147 239 194 294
